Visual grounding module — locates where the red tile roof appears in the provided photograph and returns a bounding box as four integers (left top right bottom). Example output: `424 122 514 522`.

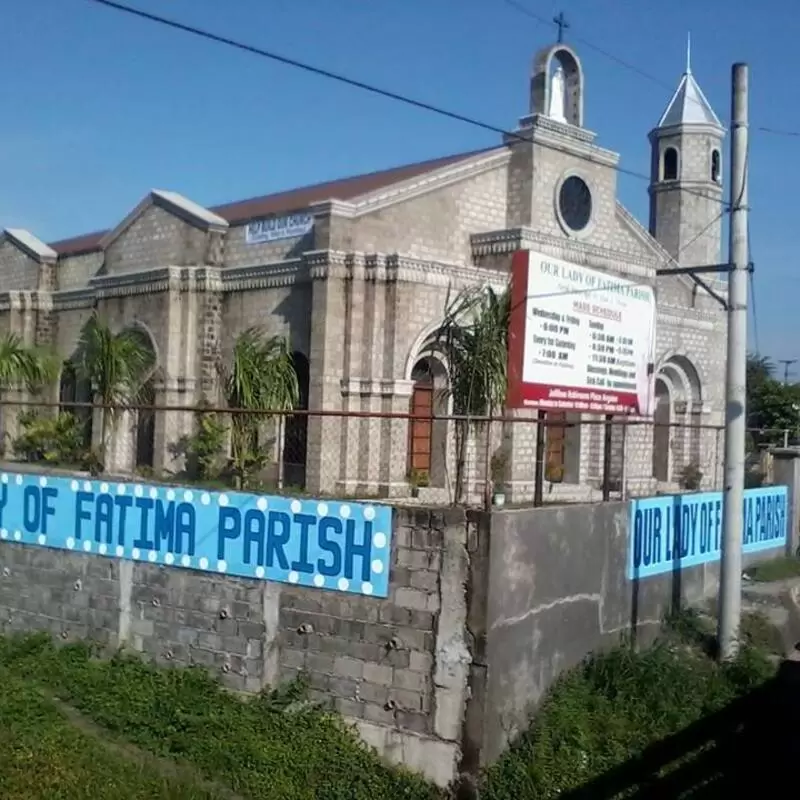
49 148 493 257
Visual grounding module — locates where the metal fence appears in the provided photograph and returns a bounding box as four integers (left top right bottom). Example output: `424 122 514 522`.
0 396 790 508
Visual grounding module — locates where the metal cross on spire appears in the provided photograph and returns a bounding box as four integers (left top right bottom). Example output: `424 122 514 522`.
553 11 570 44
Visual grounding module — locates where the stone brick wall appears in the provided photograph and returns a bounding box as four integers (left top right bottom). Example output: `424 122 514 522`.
105 205 209 274
0 240 38 290
0 76 729 500
0 506 473 787
348 162 508 264
57 252 104 290
222 284 312 358
222 225 313 267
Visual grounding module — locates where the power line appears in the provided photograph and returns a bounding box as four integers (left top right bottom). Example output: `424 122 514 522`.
757 126 800 138
500 0 798 140
82 0 729 209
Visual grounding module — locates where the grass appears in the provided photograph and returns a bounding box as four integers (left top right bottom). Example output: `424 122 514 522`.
0 667 217 800
0 634 438 800
480 611 777 798
745 555 800 582
0 616 782 799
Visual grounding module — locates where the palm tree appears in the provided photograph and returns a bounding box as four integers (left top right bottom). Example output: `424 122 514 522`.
433 284 510 503
222 328 299 488
0 333 56 391
74 313 156 464
0 333 57 447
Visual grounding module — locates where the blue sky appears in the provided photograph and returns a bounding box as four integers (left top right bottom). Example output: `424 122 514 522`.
2 0 797 366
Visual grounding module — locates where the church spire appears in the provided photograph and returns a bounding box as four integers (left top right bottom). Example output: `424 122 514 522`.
655 37 722 129
686 32 692 75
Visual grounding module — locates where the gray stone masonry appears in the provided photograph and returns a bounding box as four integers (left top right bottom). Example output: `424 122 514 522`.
0 41 727 500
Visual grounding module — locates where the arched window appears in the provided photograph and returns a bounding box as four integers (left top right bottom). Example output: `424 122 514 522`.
662 147 679 181
283 352 309 488
711 149 721 183
59 360 93 451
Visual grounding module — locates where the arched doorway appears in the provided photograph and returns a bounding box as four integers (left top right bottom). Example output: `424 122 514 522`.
59 359 93 452
652 355 703 485
283 351 309 488
652 378 671 482
408 356 448 488
125 327 157 471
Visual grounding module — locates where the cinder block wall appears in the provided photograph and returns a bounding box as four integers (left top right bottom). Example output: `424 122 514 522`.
0 506 478 788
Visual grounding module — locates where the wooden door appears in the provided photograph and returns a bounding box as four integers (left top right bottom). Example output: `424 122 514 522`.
545 411 566 483
409 383 433 473
653 397 670 482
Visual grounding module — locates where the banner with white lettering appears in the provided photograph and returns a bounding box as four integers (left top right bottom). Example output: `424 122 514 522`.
628 486 787 580
0 472 391 597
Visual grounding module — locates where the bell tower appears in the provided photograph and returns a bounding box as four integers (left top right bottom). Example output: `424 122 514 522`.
648 37 726 267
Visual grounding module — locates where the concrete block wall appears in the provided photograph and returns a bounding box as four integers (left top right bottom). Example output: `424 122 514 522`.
0 506 474 788
2 477 794 784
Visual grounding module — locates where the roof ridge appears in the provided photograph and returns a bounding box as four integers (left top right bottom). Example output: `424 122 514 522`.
49 147 496 257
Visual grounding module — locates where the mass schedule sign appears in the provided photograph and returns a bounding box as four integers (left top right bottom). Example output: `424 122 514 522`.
0 471 392 598
507 250 657 414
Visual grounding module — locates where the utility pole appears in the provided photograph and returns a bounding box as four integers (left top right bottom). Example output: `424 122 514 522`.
779 359 796 384
718 63 750 661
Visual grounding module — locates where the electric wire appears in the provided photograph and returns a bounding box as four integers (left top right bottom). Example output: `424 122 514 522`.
500 0 800 139
81 0 730 209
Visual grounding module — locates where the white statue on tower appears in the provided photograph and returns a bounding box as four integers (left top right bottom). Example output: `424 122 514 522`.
548 64 567 123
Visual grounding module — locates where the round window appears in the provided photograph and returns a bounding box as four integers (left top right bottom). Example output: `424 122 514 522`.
558 175 593 233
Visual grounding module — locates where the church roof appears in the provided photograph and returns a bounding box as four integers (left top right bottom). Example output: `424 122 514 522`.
49 148 491 257
3 228 58 261
657 69 723 129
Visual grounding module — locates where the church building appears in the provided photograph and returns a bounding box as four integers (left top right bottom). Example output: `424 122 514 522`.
0 40 728 502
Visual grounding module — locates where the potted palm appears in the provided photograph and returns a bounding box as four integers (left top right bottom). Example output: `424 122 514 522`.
434 284 510 505
408 467 430 498
74 313 155 469
221 328 299 490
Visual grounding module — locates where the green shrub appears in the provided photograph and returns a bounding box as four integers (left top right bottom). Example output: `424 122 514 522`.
481 629 775 799
12 410 87 465
185 410 227 480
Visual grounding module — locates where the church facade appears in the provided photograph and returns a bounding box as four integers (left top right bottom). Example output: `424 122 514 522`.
0 42 728 503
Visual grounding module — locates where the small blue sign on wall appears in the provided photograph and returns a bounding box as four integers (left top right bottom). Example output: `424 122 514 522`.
245 212 314 245
628 486 788 580
0 471 392 598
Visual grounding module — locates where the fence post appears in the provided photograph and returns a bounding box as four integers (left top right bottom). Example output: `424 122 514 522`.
620 422 628 500
533 410 545 507
602 414 613 501
276 414 285 491
483 418 492 511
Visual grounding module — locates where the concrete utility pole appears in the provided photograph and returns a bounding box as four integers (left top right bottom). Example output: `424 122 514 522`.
779 359 796 384
718 63 750 661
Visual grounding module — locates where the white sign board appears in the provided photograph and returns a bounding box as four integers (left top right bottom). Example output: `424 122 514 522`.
508 250 657 415
245 212 314 245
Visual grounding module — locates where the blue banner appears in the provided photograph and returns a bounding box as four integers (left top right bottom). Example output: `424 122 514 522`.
0 471 392 597
628 486 788 580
